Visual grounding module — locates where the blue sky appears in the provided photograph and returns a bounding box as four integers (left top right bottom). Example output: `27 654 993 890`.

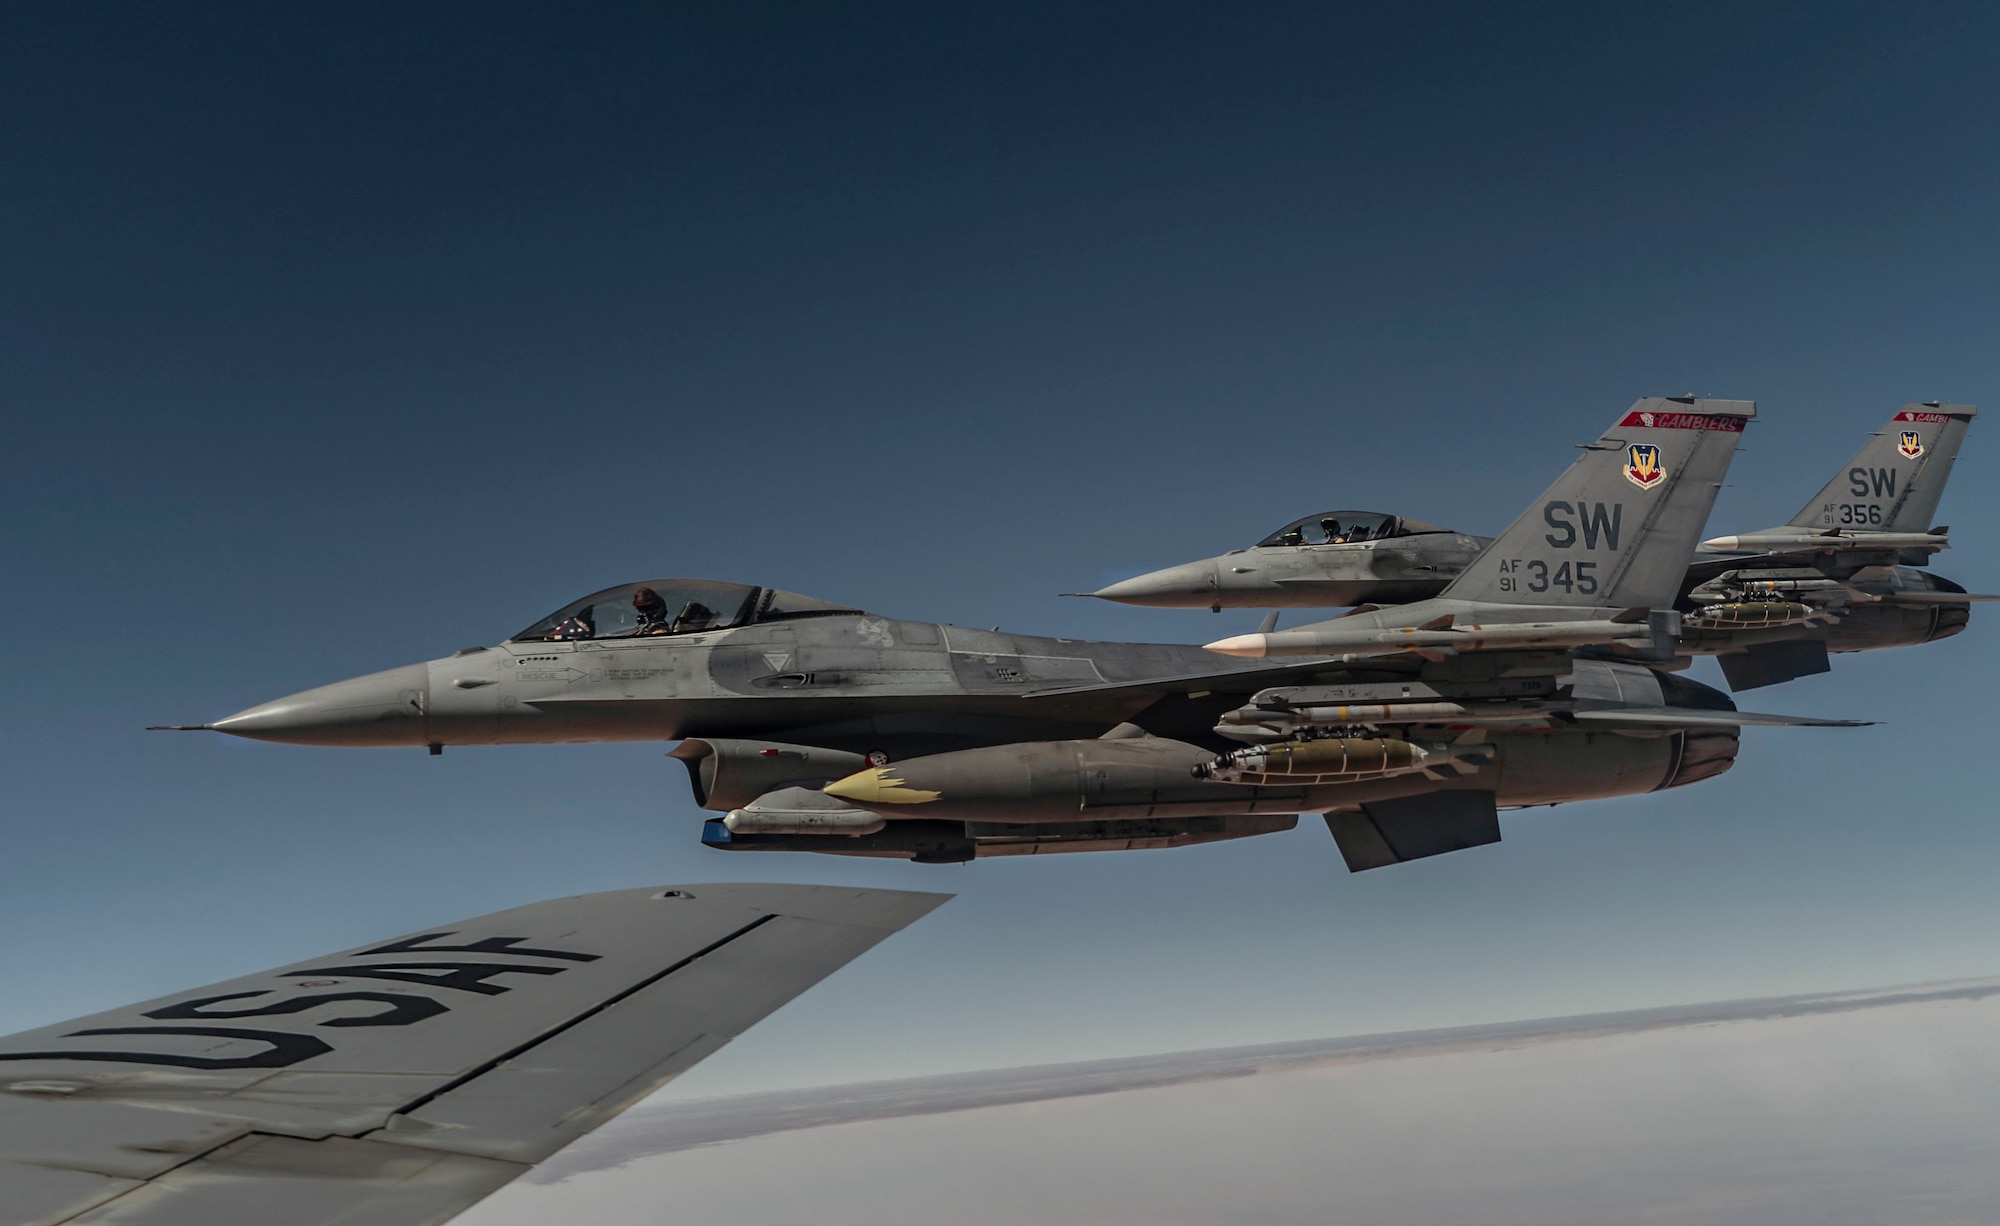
5 2 1999 1097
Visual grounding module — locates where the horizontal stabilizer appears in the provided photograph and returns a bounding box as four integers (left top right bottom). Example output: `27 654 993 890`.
1324 791 1501 872
1570 708 1873 728
1716 639 1830 691
1878 591 2000 604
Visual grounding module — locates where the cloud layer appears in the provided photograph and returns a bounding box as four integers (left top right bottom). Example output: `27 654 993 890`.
463 977 2000 1224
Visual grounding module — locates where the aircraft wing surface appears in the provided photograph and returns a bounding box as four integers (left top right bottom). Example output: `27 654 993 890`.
1569 707 1874 728
0 883 947 1226
1020 657 1343 699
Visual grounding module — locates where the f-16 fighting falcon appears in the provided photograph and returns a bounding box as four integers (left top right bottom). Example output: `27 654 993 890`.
1079 403 1990 689
1688 403 1994 688
158 398 1866 870
0 883 945 1226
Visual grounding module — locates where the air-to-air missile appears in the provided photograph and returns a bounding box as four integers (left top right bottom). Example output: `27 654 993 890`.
1202 611 1679 658
160 397 1870 871
1081 403 1992 690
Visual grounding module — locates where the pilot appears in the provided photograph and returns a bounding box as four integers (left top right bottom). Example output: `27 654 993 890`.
1319 517 1343 543
632 586 671 633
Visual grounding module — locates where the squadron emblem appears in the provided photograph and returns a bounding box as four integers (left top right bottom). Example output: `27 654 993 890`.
1622 443 1666 490
1898 429 1924 459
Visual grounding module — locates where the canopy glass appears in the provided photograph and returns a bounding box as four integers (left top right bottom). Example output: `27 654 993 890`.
511 580 859 642
1254 511 1450 548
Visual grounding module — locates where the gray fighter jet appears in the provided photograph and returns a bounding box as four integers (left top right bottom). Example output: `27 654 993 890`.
160 399 1864 870
1079 511 1492 609
1688 403 1991 687
1081 402 1988 689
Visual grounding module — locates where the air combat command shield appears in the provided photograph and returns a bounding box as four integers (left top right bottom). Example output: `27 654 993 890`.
1623 442 1666 490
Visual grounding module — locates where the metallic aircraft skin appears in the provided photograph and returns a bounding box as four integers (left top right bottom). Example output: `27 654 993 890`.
192 600 1762 863
1681 403 1982 685
1081 515 1492 610
1080 403 1981 686
210 611 1297 755
0 883 946 1226
174 398 1866 868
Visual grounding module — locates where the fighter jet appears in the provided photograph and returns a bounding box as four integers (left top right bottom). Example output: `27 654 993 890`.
1077 511 1492 610
160 398 1864 871
1080 402 1988 689
1687 403 1991 687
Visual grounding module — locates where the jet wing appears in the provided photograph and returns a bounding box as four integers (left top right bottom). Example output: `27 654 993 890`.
1873 591 2000 604
1019 657 1350 700
1569 708 1873 728
0 882 947 1226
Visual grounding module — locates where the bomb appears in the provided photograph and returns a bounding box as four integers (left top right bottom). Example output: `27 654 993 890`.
1200 737 1437 785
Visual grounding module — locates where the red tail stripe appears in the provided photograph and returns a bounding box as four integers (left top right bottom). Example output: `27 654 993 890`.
1615 412 1747 432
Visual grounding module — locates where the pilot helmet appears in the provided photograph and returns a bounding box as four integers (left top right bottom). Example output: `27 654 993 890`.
632 586 667 617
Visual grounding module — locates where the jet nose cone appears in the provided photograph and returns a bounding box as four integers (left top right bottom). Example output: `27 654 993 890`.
1085 561 1219 608
212 663 430 746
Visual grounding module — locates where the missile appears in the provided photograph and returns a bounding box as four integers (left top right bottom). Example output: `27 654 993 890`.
1204 616 1665 659
1732 578 1844 595
1701 529 1948 553
1218 700 1478 728
1214 700 1554 741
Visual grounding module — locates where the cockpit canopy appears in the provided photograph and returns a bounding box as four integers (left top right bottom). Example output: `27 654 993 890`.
511 580 861 643
1254 511 1450 548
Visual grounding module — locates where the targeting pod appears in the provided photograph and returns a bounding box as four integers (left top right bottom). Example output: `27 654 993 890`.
722 785 886 836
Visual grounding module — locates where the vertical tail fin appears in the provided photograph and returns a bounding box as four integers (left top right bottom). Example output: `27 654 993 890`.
1788 403 1975 534
1442 397 1753 609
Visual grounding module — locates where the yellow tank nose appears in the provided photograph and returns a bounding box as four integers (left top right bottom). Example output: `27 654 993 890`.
822 768 942 806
